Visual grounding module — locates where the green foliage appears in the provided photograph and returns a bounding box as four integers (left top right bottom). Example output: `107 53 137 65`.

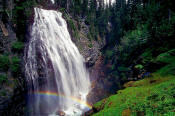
12 42 24 52
87 32 93 41
141 49 154 64
18 1 37 18
115 25 151 64
88 43 93 48
0 55 10 71
93 46 175 115
155 49 175 76
105 50 114 59
12 0 37 42
65 14 79 39
10 56 20 74
102 0 175 75
135 64 144 69
119 26 150 53
0 74 8 83
155 14 175 38
59 8 66 13
93 74 175 116
118 66 130 72
67 18 76 30
156 49 175 63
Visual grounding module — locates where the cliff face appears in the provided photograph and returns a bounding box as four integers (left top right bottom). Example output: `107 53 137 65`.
69 19 121 104
0 0 26 115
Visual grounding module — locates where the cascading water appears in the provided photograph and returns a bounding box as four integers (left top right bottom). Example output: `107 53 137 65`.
25 7 91 116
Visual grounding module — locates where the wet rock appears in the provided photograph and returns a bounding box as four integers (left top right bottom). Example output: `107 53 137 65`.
84 107 98 116
56 110 66 116
87 56 116 104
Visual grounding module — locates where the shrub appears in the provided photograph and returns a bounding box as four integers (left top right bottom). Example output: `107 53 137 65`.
119 25 150 52
118 66 130 72
0 74 8 83
59 8 66 13
105 50 113 59
155 15 175 38
12 42 24 52
156 49 175 63
135 64 144 69
10 56 20 74
88 43 93 48
141 49 154 64
117 25 150 63
65 15 79 39
0 55 10 71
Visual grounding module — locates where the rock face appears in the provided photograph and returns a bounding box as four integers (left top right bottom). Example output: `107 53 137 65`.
67 16 119 105
0 23 26 116
66 18 115 104
72 20 101 66
0 1 26 115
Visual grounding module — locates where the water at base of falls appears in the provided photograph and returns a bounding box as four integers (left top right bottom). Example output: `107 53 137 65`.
25 7 91 116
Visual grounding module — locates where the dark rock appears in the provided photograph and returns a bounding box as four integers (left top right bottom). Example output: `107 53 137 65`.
56 110 65 116
150 80 156 83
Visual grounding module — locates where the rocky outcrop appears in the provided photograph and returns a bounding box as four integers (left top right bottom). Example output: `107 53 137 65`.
69 18 105 67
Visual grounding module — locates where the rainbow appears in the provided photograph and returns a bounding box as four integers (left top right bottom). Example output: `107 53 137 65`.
34 91 92 109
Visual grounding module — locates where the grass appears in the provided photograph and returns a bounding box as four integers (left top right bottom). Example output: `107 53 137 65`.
93 49 175 116
93 74 175 116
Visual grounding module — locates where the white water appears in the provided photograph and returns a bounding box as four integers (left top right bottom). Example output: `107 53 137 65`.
25 7 91 116
104 0 116 5
50 0 55 4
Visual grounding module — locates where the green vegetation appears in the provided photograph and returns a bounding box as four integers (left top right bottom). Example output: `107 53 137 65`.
92 47 175 115
0 74 8 83
93 73 175 116
141 49 154 64
0 54 21 78
64 14 80 39
0 0 174 115
93 43 175 116
12 42 24 52
88 43 93 48
155 49 175 76
10 56 21 74
134 64 144 69
56 0 175 91
0 55 10 71
105 50 114 60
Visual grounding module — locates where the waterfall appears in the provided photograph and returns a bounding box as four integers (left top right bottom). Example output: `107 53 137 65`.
25 7 91 116
50 0 55 4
